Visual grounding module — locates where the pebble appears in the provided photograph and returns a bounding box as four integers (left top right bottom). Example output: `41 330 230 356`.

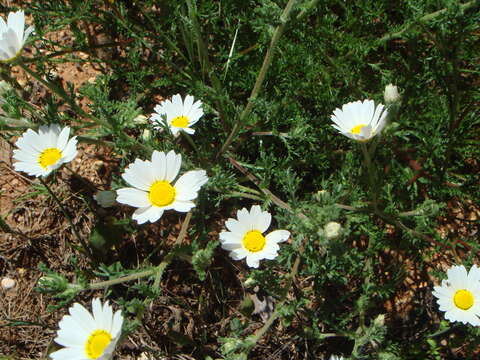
1 277 16 290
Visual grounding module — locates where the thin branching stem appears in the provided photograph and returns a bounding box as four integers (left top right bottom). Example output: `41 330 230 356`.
38 176 94 262
18 62 110 128
85 212 192 291
219 0 298 157
378 0 478 43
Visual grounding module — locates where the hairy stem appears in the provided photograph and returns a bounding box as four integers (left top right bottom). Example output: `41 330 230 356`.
85 212 192 291
360 142 379 212
18 62 109 128
39 177 94 261
379 1 478 42
219 0 298 156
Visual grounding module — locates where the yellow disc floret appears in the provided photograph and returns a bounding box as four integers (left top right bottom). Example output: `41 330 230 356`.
242 230 266 253
85 329 112 359
171 115 189 128
38 148 62 169
351 124 366 135
454 289 474 310
148 181 176 207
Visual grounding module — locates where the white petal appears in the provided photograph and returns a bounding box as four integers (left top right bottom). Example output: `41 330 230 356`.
8 11 24 50
250 205 271 233
229 247 248 261
68 303 96 333
174 170 208 201
49 347 85 360
236 207 255 231
23 25 34 43
151 150 167 180
219 231 242 245
171 200 195 212
265 230 290 243
183 95 194 113
14 161 46 177
245 255 260 268
225 218 248 235
116 188 150 208
92 298 104 329
165 150 181 182
102 300 113 332
132 206 164 224
61 137 78 163
122 159 153 191
111 310 123 337
56 126 71 151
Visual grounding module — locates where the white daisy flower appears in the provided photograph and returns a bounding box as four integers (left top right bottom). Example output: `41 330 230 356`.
116 150 208 224
219 205 290 268
330 99 387 142
150 94 203 136
50 298 123 360
13 124 78 177
432 264 480 326
0 10 34 62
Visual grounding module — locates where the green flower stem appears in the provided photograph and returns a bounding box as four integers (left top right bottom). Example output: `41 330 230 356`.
428 324 459 338
18 62 110 129
226 191 264 201
378 0 478 43
153 212 191 288
63 165 99 192
247 236 305 353
20 40 133 64
38 177 94 262
296 0 320 20
180 131 200 155
228 156 307 219
360 142 379 212
87 269 157 290
85 212 192 291
0 63 28 98
218 0 298 157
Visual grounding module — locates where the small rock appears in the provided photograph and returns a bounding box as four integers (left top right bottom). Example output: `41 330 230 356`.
1 277 16 290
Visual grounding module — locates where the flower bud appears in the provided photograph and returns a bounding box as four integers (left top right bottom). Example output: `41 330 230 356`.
324 221 342 239
384 84 400 104
94 190 117 208
133 114 148 124
243 277 256 288
141 129 152 141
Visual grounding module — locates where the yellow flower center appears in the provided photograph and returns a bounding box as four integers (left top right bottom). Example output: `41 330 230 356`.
453 289 474 310
351 124 366 135
171 115 189 128
85 329 112 359
38 148 62 169
242 230 266 253
148 181 176 207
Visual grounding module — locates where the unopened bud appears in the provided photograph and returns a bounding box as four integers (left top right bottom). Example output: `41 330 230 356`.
314 190 328 201
133 114 148 124
0 80 12 104
324 221 342 239
94 191 117 208
374 313 386 327
142 129 151 141
244 277 256 288
384 84 400 104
